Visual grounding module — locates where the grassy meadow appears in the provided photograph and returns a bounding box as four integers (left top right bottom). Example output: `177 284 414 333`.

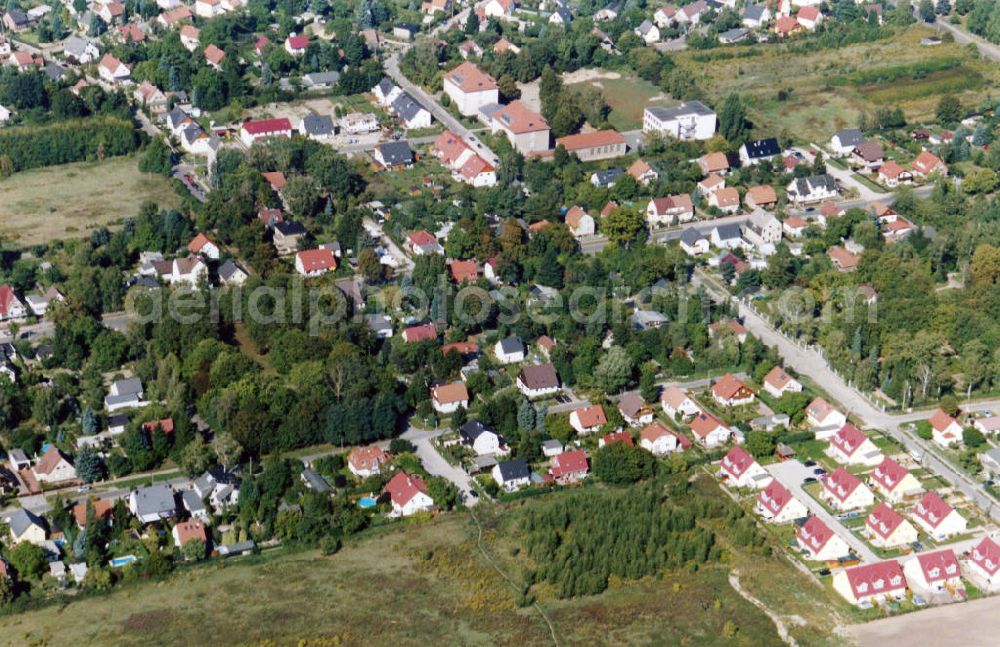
0 157 181 247
672 24 997 142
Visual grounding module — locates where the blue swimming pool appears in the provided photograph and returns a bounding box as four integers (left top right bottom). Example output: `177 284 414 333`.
358 497 377 509
110 555 137 568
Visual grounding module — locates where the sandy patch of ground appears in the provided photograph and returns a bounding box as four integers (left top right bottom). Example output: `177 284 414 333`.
561 68 623 84
517 80 540 112
847 595 1000 647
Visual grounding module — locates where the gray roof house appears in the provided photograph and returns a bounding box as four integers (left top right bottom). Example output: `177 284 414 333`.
365 314 394 339
5 508 45 542
391 93 430 129
105 378 146 412
303 71 340 88
718 28 748 44
218 259 248 286
590 168 624 188
300 468 332 493
492 458 530 491
299 113 336 140
631 309 669 330
129 483 177 524
63 36 99 63
374 140 414 168
181 489 209 522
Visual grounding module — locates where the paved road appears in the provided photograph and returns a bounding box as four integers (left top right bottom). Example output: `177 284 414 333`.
401 425 480 506
693 267 1000 523
384 52 498 166
580 212 752 254
931 15 1000 62
767 459 880 563
0 311 129 343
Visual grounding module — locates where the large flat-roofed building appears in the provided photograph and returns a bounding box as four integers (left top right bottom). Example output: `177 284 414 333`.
643 101 716 140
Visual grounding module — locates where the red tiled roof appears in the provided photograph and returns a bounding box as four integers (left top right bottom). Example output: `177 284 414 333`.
830 423 868 458
866 502 906 540
188 232 215 254
403 323 437 342
720 445 755 478
34 446 70 476
796 516 836 553
573 405 607 429
286 34 309 50
242 117 293 135
690 411 725 439
72 498 114 527
348 445 388 472
444 61 498 92
757 479 794 516
0 285 18 317
870 456 910 492
493 100 549 134
408 230 437 246
970 537 1000 577
297 248 337 273
449 259 478 283
555 129 625 151
174 519 207 545
601 431 633 447
550 449 588 477
432 382 469 405
385 471 429 507
824 466 863 503
912 491 955 530
842 560 906 599
442 341 479 355
915 549 960 584
713 373 752 401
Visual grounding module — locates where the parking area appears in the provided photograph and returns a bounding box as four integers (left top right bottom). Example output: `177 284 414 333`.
766 459 880 563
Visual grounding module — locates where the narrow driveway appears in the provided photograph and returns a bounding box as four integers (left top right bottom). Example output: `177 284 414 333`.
766 460 880 563
384 52 498 166
402 425 480 506
363 217 415 272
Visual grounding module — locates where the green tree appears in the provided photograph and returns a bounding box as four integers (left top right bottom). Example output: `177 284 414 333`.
358 247 385 283
9 541 47 580
427 476 458 510
964 427 987 448
517 399 536 431
181 538 207 561
75 447 104 483
591 442 656 484
935 95 961 124
919 0 935 21
719 94 747 144
601 206 644 247
465 10 479 34
180 435 215 477
595 346 634 394
745 430 776 458
639 364 659 403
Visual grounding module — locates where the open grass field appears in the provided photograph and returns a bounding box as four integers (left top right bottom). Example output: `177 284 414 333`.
0 157 181 247
674 24 999 143
0 478 846 647
565 70 669 131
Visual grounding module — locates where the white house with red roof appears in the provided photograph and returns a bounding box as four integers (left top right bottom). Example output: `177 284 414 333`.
486 100 550 154
806 397 847 433
660 386 700 419
549 448 589 484
712 373 755 407
762 366 802 398
98 53 131 85
928 409 963 448
826 423 883 466
865 502 918 549
0 285 26 321
719 445 771 489
564 206 595 238
639 421 690 456
618 393 653 427
911 491 967 540
821 466 874 511
295 248 337 277
284 33 308 56
240 117 293 146
833 560 907 606
569 404 607 434
406 230 444 256
433 131 496 187
32 446 76 484
869 456 923 503
187 233 220 260
402 323 437 343
755 479 807 523
904 548 963 594
599 431 633 448
194 0 223 17
480 0 516 18
690 411 732 448
911 151 947 179
796 516 851 561
172 519 208 549
645 195 695 226
444 62 499 117
967 537 1000 589
796 5 822 29
431 382 470 414
385 472 434 517
348 445 389 478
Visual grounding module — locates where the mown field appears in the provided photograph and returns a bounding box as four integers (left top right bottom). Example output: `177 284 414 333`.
674 24 998 142
0 157 181 247
0 476 847 647
566 73 669 131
